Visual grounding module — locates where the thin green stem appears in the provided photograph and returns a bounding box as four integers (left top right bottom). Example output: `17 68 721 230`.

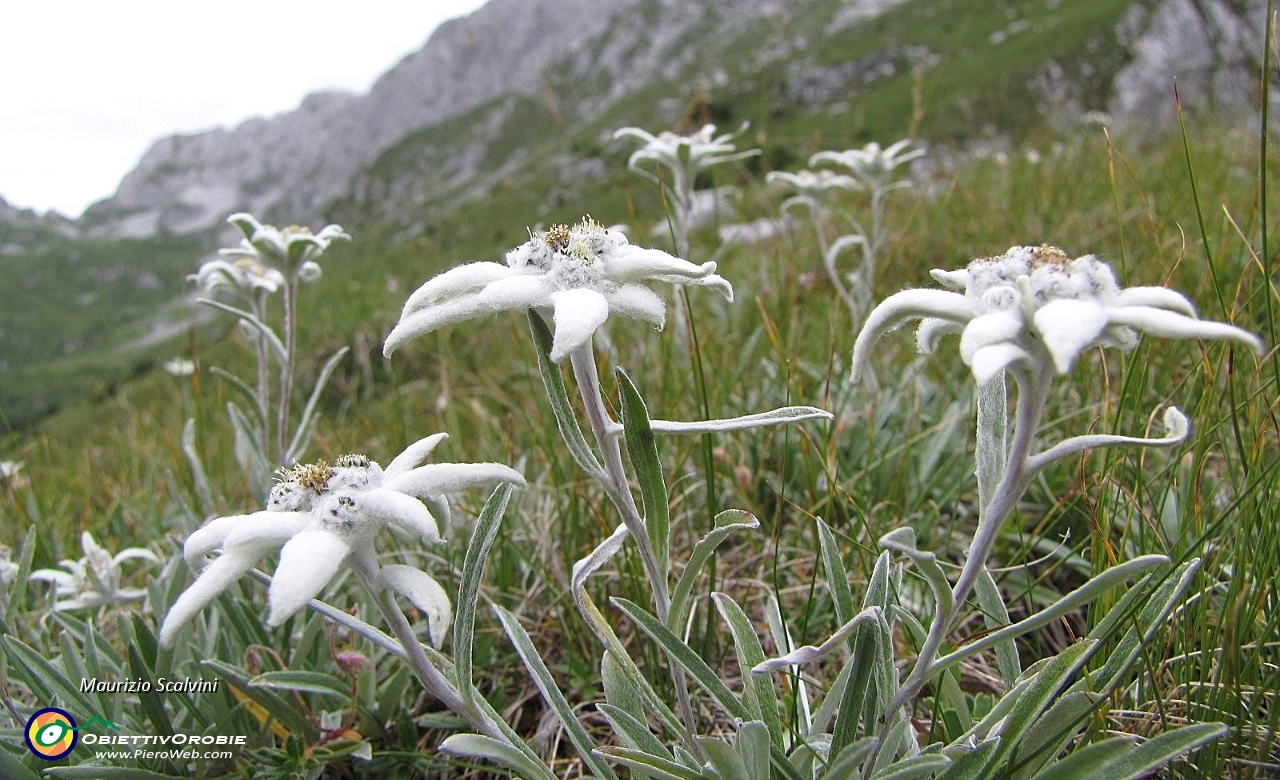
1262 2 1279 391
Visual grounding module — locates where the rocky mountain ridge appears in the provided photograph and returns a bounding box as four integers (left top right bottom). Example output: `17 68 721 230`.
78 0 631 239
9 0 1272 244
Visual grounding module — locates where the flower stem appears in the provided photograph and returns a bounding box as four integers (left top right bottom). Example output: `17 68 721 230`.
883 365 1051 724
251 293 272 460
277 278 298 466
569 344 667 614
350 553 507 741
568 342 701 750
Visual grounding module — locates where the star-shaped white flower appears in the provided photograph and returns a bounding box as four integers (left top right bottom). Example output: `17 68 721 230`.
383 217 733 361
0 460 23 481
766 168 860 198
30 532 160 613
812 139 924 188
852 245 1264 385
0 546 19 589
613 123 759 183
191 256 289 297
158 436 524 648
220 212 348 280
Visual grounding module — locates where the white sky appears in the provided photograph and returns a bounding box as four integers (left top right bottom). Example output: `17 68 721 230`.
0 1 491 218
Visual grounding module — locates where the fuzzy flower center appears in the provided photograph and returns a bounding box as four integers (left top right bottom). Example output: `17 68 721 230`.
508 216 615 291
282 460 336 494
967 246 1120 313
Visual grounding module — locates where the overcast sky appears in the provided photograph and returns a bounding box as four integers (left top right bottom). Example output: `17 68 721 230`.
0 1 491 218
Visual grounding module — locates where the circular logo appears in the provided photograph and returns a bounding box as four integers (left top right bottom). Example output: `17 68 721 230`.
25 707 77 760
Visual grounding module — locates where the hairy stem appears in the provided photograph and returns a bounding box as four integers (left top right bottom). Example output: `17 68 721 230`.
351 552 506 741
252 292 272 460
277 278 298 466
883 364 1051 722
568 342 701 751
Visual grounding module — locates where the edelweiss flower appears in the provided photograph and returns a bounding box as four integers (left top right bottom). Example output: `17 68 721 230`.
0 460 23 481
158 435 524 648
191 256 288 297
30 532 160 612
613 123 759 184
163 358 196 377
812 139 923 188
766 168 860 198
220 212 348 279
383 217 733 361
0 546 18 588
852 245 1264 385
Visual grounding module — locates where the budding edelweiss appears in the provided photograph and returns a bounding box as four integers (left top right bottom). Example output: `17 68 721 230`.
29 532 160 613
383 216 733 362
221 213 349 279
159 434 524 648
853 245 1263 385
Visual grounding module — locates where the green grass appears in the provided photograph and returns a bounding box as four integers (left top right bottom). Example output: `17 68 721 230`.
1 0 1277 773
1 115 1275 777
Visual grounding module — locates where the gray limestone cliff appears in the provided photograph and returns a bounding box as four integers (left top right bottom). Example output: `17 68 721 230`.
80 0 629 239
55 0 1277 241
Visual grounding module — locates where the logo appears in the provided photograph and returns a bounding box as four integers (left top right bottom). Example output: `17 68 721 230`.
25 707 78 760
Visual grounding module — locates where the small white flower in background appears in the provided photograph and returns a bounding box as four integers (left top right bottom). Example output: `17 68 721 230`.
812 139 924 188
0 460 23 481
613 123 759 185
29 532 160 612
0 546 18 588
220 212 349 280
766 168 860 198
158 435 524 648
190 256 288 297
383 217 733 361
852 245 1264 385
163 358 196 377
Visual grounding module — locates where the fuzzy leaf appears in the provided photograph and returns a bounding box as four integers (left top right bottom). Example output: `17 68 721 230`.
868 753 952 779
612 597 750 723
495 606 619 780
974 569 1020 686
617 368 671 585
699 735 751 780
1087 723 1227 780
932 555 1167 677
936 738 1000 780
454 483 514 710
713 594 784 746
251 670 349 698
441 733 558 780
598 703 674 762
642 406 833 436
985 641 1095 770
817 518 855 627
670 510 759 634
595 747 705 780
